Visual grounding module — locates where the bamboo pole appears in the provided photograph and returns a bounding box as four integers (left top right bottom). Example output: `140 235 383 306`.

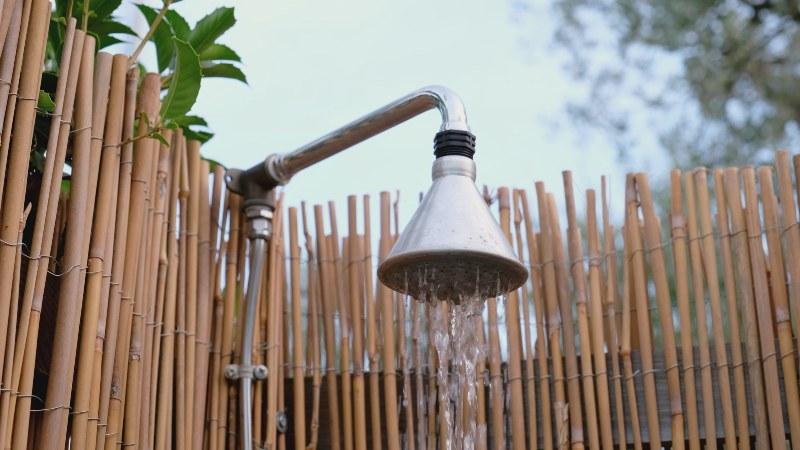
289 207 307 450
95 65 139 450
69 51 115 450
722 168 769 449
0 0 49 391
266 196 287 450
193 159 213 450
216 194 241 450
513 189 537 450
668 170 701 450
534 182 567 450
711 168 750 450
175 138 191 450
347 196 369 450
585 189 615 450
741 167 787 450
0 0 34 201
207 166 226 449
620 215 643 450
0 198 28 449
497 187 526 450
683 173 718 450
757 166 800 449
104 72 161 450
328 201 355 450
599 177 626 450
183 140 201 450
635 173 685 450
1 17 78 446
34 35 97 450
155 131 184 450
0 0 15 50
562 173 601 450
692 169 738 450
0 0 21 142
86 52 128 450
377 192 400 450
520 189 553 450
302 202 323 450
0 0 23 130
361 195 383 450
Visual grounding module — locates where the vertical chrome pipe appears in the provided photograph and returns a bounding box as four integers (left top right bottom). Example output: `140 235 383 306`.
240 236 265 450
239 204 272 450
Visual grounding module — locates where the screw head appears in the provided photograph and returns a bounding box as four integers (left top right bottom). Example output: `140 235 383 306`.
224 365 239 380
253 365 268 380
276 410 288 433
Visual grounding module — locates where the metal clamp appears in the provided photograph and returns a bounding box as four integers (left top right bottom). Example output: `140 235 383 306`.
224 364 268 381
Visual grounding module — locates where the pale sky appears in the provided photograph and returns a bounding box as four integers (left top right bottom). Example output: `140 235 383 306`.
121 0 664 229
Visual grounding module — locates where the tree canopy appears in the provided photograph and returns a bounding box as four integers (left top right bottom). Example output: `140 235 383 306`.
550 0 800 168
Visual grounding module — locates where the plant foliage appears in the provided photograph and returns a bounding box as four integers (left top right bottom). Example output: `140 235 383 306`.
34 0 247 173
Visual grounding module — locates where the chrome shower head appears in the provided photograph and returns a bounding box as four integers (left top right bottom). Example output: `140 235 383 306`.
377 133 528 303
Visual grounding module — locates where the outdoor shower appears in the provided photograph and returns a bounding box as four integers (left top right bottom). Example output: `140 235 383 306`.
225 85 528 450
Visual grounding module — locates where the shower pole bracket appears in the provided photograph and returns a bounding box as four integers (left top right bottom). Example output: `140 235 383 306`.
224 363 268 381
224 85 472 450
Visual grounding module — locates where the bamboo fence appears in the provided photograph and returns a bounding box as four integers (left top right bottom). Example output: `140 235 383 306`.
5 5 800 450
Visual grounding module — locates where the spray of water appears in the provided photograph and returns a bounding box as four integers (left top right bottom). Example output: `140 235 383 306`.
428 294 487 450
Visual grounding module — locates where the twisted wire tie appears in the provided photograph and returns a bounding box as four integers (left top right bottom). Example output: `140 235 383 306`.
48 263 84 277
624 369 641 381
30 404 70 413
70 125 92 134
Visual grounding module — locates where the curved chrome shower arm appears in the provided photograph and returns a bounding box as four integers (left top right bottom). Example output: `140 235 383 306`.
226 85 470 202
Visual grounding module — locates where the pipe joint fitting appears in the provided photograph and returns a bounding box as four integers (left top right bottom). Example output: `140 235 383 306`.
244 204 274 240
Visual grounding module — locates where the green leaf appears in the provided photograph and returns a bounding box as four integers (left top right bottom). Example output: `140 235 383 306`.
95 34 124 50
90 18 137 37
201 156 225 171
165 10 191 41
188 7 235 53
184 127 214 143
136 3 175 73
160 37 202 120
172 115 208 127
37 90 56 113
61 179 71 194
202 63 247 84
92 0 122 19
150 130 170 146
199 43 241 62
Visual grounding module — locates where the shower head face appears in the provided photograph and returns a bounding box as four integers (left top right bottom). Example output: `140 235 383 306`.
377 156 528 303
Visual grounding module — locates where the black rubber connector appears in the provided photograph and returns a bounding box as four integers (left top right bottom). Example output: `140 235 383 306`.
433 130 476 159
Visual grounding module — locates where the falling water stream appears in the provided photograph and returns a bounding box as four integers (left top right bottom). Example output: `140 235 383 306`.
428 294 487 450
